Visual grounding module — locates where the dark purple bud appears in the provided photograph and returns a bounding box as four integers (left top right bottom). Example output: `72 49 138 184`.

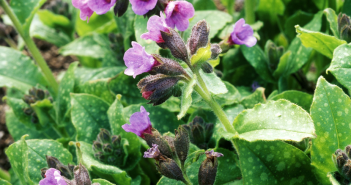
201 62 213 73
143 144 161 158
103 143 113 153
57 164 74 180
343 160 351 180
111 135 122 148
174 126 190 164
164 1 195 31
36 89 45 100
23 95 36 104
157 158 185 182
144 129 173 158
346 146 351 159
94 152 105 161
228 18 257 47
161 29 189 64
210 44 221 60
198 150 224 185
204 123 214 143
23 107 33 116
188 20 210 55
150 54 187 76
114 0 129 17
340 25 351 43
122 106 153 138
74 164 91 185
338 13 351 33
41 168 48 178
46 156 61 169
92 141 103 153
97 129 111 144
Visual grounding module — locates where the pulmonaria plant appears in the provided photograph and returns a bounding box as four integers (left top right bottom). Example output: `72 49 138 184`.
72 0 116 21
164 1 195 31
122 106 153 138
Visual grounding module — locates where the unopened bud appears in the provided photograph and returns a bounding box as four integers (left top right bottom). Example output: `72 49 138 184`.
174 126 190 164
94 152 105 161
31 113 39 124
114 0 129 17
23 95 36 104
23 107 33 115
157 158 185 182
111 135 121 148
201 62 213 73
92 141 103 153
36 89 45 100
57 164 74 179
204 123 214 143
346 145 351 158
107 156 116 163
161 29 189 64
143 144 161 158
198 150 223 185
341 25 351 43
265 40 284 71
41 168 48 178
102 143 113 153
151 54 187 76
210 44 221 59
188 20 210 55
97 129 111 144
338 13 351 33
74 164 91 185
343 160 351 180
333 149 348 172
144 129 173 158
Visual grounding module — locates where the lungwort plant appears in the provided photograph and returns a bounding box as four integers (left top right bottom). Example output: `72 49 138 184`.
1 0 351 185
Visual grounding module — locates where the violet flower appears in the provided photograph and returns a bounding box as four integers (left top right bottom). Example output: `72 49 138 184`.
143 144 160 158
88 0 117 14
229 18 257 47
123 42 159 78
72 0 94 21
141 12 170 43
39 168 67 185
130 0 158 15
164 1 195 31
205 150 224 158
122 106 153 138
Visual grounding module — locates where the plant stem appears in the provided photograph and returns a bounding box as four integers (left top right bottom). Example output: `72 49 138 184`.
181 163 192 185
245 0 256 24
0 0 59 95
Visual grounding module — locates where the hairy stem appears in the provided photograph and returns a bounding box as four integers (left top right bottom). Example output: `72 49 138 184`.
181 163 192 185
245 0 256 24
0 0 59 95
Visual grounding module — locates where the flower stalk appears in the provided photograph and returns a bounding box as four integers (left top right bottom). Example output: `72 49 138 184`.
245 0 256 24
0 0 59 95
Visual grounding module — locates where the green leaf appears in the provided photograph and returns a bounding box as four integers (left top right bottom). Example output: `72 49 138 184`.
77 78 115 104
235 139 318 184
75 66 125 83
107 96 141 170
241 45 275 83
5 97 34 127
71 94 110 143
56 62 78 125
214 148 241 185
193 0 217 10
269 90 313 111
257 0 285 24
310 77 351 184
30 15 71 47
328 173 341 185
92 179 115 185
190 44 212 65
296 25 346 58
272 51 292 78
37 10 70 28
324 8 339 38
124 104 184 133
76 141 131 184
183 11 232 41
0 47 49 92
240 87 266 109
0 179 11 185
134 15 159 54
10 0 46 32
284 10 313 40
200 70 228 95
75 12 117 36
178 76 197 119
6 136 73 184
5 111 46 141
233 99 316 142
327 43 351 92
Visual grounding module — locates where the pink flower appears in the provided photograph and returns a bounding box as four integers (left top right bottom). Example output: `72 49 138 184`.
143 144 160 158
72 0 116 21
164 1 195 31
72 0 94 21
39 168 67 185
123 42 159 78
122 106 153 138
130 0 158 15
141 12 170 43
229 18 257 47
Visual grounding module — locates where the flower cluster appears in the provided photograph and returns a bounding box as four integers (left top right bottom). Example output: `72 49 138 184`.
72 0 116 21
332 146 351 184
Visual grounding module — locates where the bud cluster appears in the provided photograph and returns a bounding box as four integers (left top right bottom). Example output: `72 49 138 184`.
332 146 351 184
183 116 214 149
338 13 351 43
265 41 284 72
40 156 99 185
92 129 127 167
22 87 52 124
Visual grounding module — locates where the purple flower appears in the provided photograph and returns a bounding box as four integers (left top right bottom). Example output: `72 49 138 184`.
122 106 153 138
141 12 170 43
143 144 160 158
205 150 224 158
229 18 257 47
88 0 117 14
165 1 195 31
72 0 94 21
39 168 67 185
123 42 160 78
130 0 158 15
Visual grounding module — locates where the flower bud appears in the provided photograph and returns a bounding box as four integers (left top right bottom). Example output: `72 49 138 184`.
111 135 122 148
188 20 210 55
41 168 48 178
346 145 351 158
31 113 39 124
144 129 173 158
57 164 74 180
338 13 351 33
201 62 213 73
97 128 111 144
94 152 105 161
334 149 349 172
92 141 103 153
102 143 113 153
157 158 185 182
340 25 351 43
36 89 45 100
23 107 33 116
144 144 161 158
198 150 223 185
174 126 190 164
186 116 214 149
23 95 36 104
114 0 129 17
74 164 91 185
210 44 221 60
343 160 351 180
107 156 116 163
161 29 189 64
150 54 187 76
